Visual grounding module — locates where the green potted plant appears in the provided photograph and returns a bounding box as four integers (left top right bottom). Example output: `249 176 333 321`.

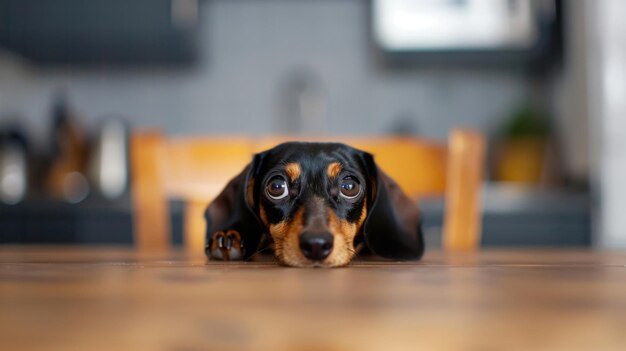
493 105 552 185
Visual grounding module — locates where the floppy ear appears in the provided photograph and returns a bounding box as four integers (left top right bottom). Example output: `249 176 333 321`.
204 154 265 259
362 154 424 260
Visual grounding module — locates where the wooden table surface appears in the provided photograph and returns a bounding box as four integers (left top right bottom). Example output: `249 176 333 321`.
1 247 625 351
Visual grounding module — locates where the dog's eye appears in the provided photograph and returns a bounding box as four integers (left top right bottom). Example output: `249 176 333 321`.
266 176 289 200
339 177 361 199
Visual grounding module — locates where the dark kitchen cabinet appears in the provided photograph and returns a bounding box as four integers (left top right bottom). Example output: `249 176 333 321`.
0 0 200 65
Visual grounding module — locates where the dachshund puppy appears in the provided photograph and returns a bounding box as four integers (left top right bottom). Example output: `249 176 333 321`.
205 142 424 267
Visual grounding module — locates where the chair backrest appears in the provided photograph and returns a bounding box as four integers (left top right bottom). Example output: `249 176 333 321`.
130 130 485 255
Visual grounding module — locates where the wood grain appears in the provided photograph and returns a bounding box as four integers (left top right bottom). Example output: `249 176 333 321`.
1 247 625 351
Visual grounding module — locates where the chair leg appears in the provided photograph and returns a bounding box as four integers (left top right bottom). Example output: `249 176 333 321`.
131 131 170 253
443 129 486 252
184 199 209 256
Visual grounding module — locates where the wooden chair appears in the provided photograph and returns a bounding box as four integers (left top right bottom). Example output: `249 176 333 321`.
130 130 485 255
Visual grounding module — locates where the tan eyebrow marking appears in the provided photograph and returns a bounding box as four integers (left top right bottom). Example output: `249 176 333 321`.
285 162 302 182
327 162 342 179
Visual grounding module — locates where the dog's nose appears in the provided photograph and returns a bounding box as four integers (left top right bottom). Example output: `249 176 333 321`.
299 231 333 261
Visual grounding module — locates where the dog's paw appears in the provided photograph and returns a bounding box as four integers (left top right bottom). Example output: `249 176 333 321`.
206 230 244 261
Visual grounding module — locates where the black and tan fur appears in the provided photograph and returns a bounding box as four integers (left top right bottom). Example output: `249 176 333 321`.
205 142 424 267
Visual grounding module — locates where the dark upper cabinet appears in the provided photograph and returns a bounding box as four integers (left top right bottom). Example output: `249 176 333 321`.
0 0 200 65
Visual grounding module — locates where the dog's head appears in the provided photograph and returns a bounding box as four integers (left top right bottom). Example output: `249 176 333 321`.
205 142 424 267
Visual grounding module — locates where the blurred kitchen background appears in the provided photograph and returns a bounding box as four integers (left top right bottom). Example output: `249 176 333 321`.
1 0 624 249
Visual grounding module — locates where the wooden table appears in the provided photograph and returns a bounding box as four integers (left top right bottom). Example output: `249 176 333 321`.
1 247 625 351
